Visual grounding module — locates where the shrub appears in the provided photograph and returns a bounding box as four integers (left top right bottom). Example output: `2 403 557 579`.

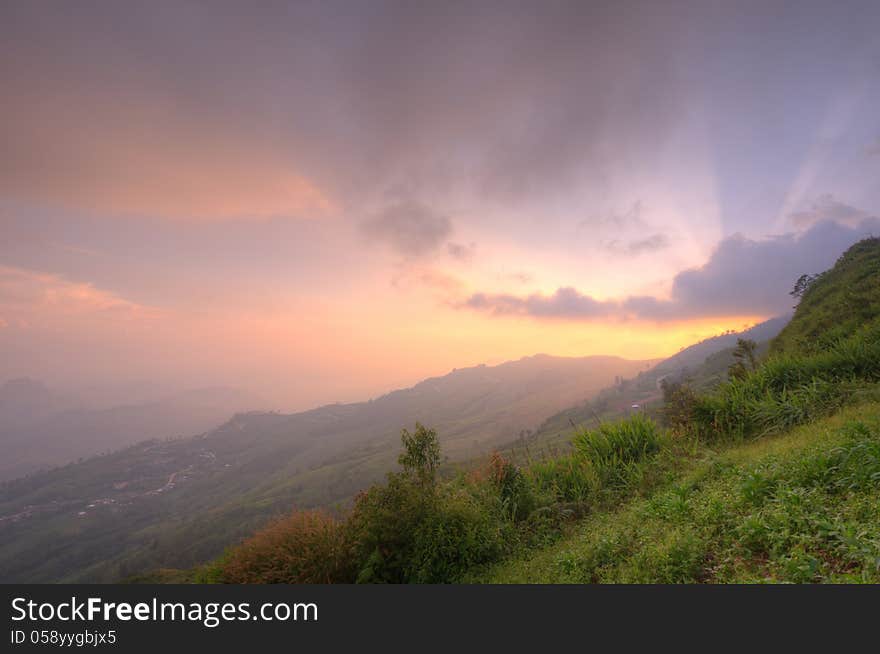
407 485 510 583
347 472 436 583
346 424 513 583
219 510 355 583
348 473 510 583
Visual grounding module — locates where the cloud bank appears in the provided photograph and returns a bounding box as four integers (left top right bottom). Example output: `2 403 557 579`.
789 195 873 230
464 219 880 322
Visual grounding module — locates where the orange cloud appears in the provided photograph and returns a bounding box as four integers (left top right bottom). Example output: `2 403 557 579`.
2 88 334 221
0 265 155 322
78 164 333 221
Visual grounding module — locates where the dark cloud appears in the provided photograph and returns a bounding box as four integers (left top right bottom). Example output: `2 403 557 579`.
360 202 452 255
867 138 880 157
627 234 670 255
789 195 873 230
465 287 618 319
0 3 706 213
464 218 880 322
4 2 879 225
604 233 670 256
447 242 476 263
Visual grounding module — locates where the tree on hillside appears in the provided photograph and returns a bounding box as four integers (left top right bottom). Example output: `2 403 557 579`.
398 423 441 485
790 273 822 304
728 338 758 380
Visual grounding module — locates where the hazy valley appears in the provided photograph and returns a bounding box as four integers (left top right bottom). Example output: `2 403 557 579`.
0 353 656 582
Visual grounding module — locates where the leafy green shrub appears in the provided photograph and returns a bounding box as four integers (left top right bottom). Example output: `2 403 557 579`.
347 472 435 583
347 424 512 583
407 484 510 583
348 473 511 583
219 510 355 583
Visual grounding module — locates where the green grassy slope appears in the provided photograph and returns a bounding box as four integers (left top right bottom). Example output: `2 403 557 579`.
478 401 880 583
772 237 880 355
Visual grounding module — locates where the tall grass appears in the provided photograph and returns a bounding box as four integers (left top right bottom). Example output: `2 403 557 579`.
528 455 597 503
691 326 880 442
572 414 663 489
527 414 663 505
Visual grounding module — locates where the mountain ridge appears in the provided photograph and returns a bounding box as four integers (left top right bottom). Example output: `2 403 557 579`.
0 383 263 481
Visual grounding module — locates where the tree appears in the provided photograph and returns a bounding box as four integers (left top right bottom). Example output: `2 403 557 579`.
398 423 441 485
728 338 758 380
790 273 821 303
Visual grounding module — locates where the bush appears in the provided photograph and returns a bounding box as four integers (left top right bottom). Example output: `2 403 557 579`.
345 423 513 583
348 473 511 583
219 510 355 583
347 471 436 583
407 484 510 583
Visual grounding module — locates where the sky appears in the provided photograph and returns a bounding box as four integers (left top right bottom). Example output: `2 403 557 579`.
2 1 880 409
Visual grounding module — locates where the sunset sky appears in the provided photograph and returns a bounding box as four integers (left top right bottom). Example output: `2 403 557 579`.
2 1 880 409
